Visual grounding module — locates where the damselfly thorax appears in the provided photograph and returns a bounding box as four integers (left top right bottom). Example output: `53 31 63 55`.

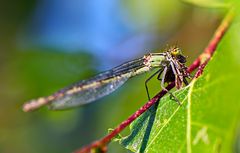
23 46 190 112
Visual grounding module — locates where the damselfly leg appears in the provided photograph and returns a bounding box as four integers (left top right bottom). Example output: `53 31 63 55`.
145 69 163 100
144 65 183 105
160 66 181 105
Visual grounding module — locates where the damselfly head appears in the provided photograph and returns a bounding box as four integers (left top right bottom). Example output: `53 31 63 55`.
169 46 181 56
169 47 187 64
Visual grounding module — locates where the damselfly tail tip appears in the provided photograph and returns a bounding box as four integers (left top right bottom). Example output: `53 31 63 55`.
22 97 49 112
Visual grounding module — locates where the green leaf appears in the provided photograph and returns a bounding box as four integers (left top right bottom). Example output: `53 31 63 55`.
180 0 231 8
108 128 123 142
119 12 240 153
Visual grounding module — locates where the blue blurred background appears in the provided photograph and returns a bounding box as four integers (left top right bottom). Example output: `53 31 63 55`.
0 0 225 152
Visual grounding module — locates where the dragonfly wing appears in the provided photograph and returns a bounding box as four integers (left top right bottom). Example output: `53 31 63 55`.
48 73 131 110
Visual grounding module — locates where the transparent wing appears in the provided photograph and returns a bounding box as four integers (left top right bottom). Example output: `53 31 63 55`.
48 73 131 110
48 57 146 110
23 57 146 111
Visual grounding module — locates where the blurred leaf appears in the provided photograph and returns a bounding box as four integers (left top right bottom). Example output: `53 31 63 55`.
119 11 240 153
123 0 184 32
181 0 231 8
0 49 96 153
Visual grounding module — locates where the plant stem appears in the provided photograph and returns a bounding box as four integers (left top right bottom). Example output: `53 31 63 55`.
75 9 234 153
194 9 234 77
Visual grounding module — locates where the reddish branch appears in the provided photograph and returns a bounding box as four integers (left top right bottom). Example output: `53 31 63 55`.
194 9 234 77
75 10 234 153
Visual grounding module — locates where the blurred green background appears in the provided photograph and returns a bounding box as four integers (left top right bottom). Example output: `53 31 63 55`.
0 0 230 153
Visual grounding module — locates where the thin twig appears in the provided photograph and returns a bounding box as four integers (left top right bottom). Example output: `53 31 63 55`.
75 9 234 153
194 9 234 77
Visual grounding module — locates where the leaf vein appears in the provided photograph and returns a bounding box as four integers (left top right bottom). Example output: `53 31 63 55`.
187 80 195 153
145 90 189 152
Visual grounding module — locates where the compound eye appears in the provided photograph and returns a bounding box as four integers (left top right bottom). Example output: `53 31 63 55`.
172 48 179 55
171 47 181 56
177 54 186 63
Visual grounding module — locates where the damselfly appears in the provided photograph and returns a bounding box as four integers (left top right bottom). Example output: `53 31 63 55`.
23 46 190 112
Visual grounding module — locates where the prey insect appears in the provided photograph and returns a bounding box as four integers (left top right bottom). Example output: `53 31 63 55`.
23 46 190 112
